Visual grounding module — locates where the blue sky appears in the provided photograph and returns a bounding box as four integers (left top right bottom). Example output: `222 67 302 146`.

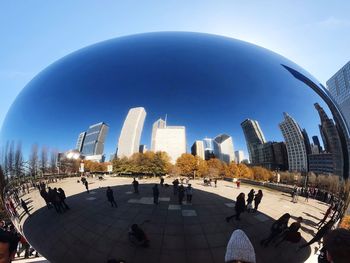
0 1 349 158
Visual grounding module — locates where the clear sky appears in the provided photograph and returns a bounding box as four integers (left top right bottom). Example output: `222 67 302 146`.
0 1 349 157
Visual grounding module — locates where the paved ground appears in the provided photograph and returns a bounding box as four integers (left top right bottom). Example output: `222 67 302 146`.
17 176 329 263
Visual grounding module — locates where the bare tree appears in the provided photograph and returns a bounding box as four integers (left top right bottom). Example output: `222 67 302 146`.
29 144 39 178
14 142 24 179
7 141 15 178
40 146 48 175
50 150 58 174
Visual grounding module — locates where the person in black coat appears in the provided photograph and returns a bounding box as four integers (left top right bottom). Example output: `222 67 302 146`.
152 184 159 204
57 188 70 210
254 190 263 212
106 186 117 207
260 213 290 247
226 193 246 221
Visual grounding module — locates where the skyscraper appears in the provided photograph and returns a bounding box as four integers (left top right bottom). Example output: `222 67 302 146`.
117 107 146 158
76 132 86 152
151 118 166 151
213 134 235 164
279 113 308 172
314 103 343 177
203 137 214 160
235 150 244 164
153 125 186 163
191 140 205 159
312 135 322 153
81 122 109 156
241 119 266 164
326 61 350 129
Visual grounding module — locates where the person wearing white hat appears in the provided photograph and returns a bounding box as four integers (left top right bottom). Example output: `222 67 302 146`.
225 229 256 263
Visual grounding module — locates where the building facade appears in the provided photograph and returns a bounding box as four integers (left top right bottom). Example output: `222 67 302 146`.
213 134 235 164
234 150 244 163
203 137 215 160
314 103 343 177
81 122 109 157
117 107 146 158
191 140 205 159
312 135 322 153
326 61 350 129
153 126 186 163
241 119 266 164
151 118 166 151
279 113 308 172
308 153 334 175
76 132 86 152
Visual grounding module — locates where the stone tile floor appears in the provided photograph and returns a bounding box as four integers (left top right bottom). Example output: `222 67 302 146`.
16 177 328 263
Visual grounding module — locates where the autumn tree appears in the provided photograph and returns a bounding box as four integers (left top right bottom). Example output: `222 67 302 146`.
251 166 274 181
196 158 209 177
176 153 197 177
207 158 224 178
225 161 239 178
237 163 253 179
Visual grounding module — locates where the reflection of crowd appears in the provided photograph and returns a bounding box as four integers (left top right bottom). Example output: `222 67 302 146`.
39 184 70 213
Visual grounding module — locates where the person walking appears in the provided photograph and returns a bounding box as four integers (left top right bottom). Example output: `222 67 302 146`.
160 176 164 187
214 179 217 188
21 199 30 216
57 188 70 210
172 179 179 195
152 184 159 204
254 190 263 212
132 178 139 194
84 180 89 193
186 184 193 203
305 189 309 202
178 184 185 205
260 213 290 247
246 189 255 213
106 186 118 207
226 193 246 221
317 205 333 229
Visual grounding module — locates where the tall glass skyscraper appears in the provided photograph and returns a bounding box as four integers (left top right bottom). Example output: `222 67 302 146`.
326 61 350 129
241 119 266 164
213 134 235 164
279 113 307 172
81 122 109 156
76 132 86 152
117 107 146 158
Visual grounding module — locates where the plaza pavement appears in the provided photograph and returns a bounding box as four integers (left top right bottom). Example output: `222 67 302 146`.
17 176 329 263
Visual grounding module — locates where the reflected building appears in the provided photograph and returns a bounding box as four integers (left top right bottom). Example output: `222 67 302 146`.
139 145 147 153
153 125 186 164
241 119 266 164
213 134 235 164
235 150 244 163
308 153 334 175
203 137 214 160
312 135 322 153
326 61 350 129
81 122 109 159
151 118 166 151
191 140 205 159
279 113 308 172
314 103 343 177
117 107 146 158
76 132 86 152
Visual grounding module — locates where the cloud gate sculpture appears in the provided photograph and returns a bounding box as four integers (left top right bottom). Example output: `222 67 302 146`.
1 32 349 263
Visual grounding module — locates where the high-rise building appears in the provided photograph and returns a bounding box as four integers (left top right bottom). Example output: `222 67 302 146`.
312 135 322 153
326 61 350 129
151 118 166 151
153 126 186 163
272 142 289 171
213 134 235 164
241 119 266 164
76 132 86 152
310 144 320 154
81 122 109 156
308 153 334 175
235 150 244 164
191 140 205 159
203 137 214 160
117 107 146 158
279 113 308 172
139 145 147 153
314 103 343 177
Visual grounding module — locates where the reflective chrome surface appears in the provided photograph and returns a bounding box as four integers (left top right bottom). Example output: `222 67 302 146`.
1 32 349 263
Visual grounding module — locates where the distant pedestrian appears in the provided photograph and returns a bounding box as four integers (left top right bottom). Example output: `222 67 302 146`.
172 179 179 195
152 184 159 204
186 184 193 203
132 178 139 194
236 180 240 189
84 180 89 193
260 213 290 247
21 199 30 216
214 179 217 188
57 188 70 210
305 190 309 202
160 176 164 187
225 229 256 263
254 190 263 212
226 193 246 221
246 189 255 213
106 187 117 207
178 184 185 205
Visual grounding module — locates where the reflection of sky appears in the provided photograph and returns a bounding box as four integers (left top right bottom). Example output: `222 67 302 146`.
1 32 329 159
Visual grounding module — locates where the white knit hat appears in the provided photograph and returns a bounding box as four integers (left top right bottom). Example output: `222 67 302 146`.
225 229 256 263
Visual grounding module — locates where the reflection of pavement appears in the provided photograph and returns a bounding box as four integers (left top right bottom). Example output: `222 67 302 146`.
20 177 326 263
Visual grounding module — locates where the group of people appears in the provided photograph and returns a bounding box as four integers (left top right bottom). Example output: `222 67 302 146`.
39 186 70 213
172 179 194 204
226 189 263 222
